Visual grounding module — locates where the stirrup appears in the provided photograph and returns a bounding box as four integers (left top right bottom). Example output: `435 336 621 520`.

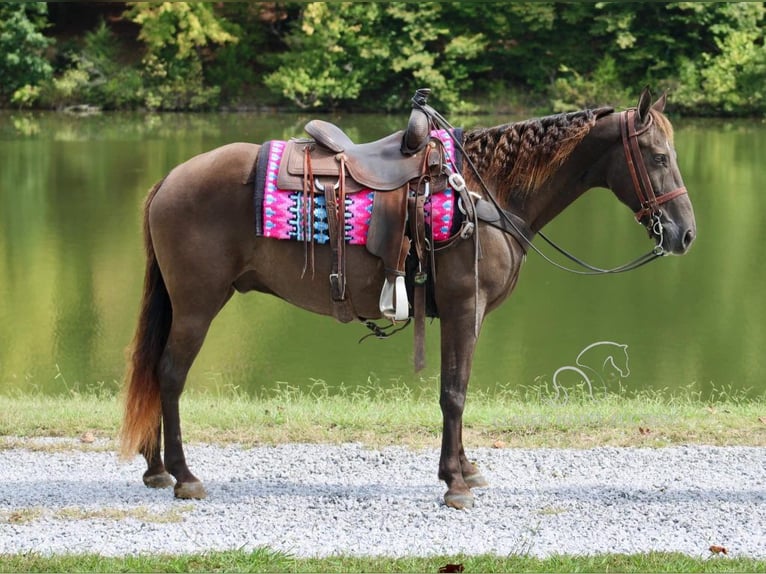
379 276 408 321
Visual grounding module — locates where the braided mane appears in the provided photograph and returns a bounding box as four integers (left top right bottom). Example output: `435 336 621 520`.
463 107 612 203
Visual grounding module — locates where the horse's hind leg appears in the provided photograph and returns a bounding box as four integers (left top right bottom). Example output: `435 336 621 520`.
142 424 173 488
158 293 233 499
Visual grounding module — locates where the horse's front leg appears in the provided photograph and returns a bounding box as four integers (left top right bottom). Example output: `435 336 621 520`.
438 313 489 509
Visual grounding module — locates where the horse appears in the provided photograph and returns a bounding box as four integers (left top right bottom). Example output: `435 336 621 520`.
120 88 696 509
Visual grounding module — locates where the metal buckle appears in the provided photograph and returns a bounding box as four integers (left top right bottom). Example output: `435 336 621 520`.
448 172 467 192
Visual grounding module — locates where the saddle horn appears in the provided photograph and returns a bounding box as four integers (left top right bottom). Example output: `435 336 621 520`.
401 88 432 155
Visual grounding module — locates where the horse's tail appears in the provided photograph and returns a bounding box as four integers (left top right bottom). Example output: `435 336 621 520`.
119 178 171 460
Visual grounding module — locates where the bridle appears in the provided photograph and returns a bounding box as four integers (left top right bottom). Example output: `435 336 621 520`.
620 108 688 223
415 100 689 275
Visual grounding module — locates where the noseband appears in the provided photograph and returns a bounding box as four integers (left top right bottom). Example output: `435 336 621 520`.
620 108 688 222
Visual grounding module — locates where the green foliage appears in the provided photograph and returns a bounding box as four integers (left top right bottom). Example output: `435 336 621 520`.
203 3 276 104
539 2 766 116
264 2 373 109
670 3 766 115
126 2 237 110
382 3 486 112
127 1 236 59
10 85 42 109
1 2 766 115
0 2 52 105
139 53 221 111
264 2 486 112
40 21 143 110
550 56 632 111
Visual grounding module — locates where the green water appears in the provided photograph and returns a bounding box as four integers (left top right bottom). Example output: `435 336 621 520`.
1 111 764 398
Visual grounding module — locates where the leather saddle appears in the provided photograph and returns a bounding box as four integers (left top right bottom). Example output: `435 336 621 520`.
277 120 446 193
275 108 449 324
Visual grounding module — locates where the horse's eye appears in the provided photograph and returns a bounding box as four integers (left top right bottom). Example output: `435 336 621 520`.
654 154 667 166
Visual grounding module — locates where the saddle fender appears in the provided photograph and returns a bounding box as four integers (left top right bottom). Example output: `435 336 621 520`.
366 187 410 280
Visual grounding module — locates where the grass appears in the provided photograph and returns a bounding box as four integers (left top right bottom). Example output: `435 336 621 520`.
1 549 764 573
1 382 765 451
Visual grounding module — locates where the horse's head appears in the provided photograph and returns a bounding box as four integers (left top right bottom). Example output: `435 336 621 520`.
605 88 697 255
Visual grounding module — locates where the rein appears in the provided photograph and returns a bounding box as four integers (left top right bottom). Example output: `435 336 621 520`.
416 100 685 276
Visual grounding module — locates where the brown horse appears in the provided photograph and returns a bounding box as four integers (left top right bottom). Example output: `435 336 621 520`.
120 88 696 509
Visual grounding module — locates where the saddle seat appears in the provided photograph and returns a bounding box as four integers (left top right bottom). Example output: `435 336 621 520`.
296 119 441 191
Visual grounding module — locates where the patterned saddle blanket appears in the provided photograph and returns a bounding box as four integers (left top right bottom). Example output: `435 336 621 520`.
253 129 463 246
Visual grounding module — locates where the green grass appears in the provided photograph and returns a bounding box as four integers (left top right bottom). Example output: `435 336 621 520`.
0 549 763 573
1 382 765 450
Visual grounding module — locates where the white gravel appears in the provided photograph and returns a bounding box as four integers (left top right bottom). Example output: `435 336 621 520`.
1 440 765 558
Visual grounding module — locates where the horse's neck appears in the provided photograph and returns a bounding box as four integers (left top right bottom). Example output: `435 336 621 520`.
493 114 618 233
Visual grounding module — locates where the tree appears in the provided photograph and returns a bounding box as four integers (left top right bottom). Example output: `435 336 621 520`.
125 2 237 110
670 2 766 115
264 2 485 112
0 2 52 106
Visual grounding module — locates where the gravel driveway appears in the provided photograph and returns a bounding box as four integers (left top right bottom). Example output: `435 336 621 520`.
1 440 764 558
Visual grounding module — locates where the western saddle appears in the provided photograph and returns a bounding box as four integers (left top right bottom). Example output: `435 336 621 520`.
275 89 453 332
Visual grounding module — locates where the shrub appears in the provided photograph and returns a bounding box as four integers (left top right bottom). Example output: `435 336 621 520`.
126 2 235 111
0 3 52 105
264 2 485 112
549 56 632 112
40 21 144 110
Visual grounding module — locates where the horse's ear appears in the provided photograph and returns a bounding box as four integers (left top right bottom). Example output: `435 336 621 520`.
636 86 653 124
652 91 667 113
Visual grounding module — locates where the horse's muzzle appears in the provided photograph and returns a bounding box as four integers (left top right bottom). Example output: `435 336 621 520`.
651 218 696 255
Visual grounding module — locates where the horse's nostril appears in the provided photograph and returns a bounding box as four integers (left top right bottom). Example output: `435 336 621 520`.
683 228 695 249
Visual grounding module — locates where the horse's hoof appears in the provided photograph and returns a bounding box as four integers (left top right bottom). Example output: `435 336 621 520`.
464 472 489 489
174 481 208 500
143 471 174 489
444 491 474 510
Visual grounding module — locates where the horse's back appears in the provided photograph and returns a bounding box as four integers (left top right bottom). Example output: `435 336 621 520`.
164 142 261 198
151 142 259 230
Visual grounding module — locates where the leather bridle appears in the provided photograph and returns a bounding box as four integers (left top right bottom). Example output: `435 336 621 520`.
620 108 688 223
415 99 690 275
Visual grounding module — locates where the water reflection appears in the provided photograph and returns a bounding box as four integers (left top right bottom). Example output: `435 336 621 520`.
0 111 763 398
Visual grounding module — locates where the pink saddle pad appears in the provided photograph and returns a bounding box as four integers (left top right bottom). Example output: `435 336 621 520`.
255 129 461 245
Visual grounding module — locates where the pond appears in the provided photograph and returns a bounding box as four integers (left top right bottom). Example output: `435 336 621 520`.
0 110 764 399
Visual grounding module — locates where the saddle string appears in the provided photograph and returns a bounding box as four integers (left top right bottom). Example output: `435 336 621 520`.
338 155 347 299
359 318 412 343
412 100 665 276
301 146 310 277
309 151 316 275
301 145 317 278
